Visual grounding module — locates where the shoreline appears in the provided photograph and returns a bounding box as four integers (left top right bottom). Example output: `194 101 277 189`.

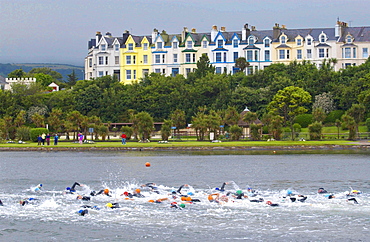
0 144 370 152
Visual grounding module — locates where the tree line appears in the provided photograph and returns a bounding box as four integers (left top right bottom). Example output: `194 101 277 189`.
1 56 370 141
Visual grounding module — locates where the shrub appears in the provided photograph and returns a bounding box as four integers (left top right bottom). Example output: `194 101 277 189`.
229 125 242 141
16 126 31 141
325 110 345 124
308 122 323 140
30 128 49 141
121 126 133 140
250 124 262 141
366 118 370 132
294 114 313 128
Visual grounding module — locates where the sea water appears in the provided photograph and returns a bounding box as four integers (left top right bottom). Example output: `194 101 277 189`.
0 151 369 241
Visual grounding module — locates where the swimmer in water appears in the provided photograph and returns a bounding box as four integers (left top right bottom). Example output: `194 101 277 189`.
90 189 111 197
266 201 279 207
132 189 145 198
170 202 185 209
65 182 84 194
34 184 42 192
19 198 38 206
215 182 228 192
208 193 220 203
318 188 328 194
77 209 88 216
141 183 160 194
347 198 359 204
233 190 248 200
81 205 100 210
76 195 91 201
106 203 120 209
249 197 264 203
0 199 3 206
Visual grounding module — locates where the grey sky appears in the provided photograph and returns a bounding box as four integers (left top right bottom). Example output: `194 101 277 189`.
1 0 369 66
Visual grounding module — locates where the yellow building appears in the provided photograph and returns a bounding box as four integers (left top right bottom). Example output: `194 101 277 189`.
120 32 152 84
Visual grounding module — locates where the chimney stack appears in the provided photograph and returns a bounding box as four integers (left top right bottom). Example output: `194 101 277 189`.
221 26 226 32
273 23 281 39
242 23 250 41
182 27 188 41
152 28 158 41
211 25 218 41
191 28 196 33
96 31 102 46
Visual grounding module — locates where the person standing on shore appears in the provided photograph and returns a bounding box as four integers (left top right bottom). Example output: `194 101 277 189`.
54 134 59 145
46 133 51 145
78 133 84 145
121 132 127 145
37 135 42 145
41 133 46 145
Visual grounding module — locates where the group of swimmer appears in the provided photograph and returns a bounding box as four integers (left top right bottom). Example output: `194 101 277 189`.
0 181 363 216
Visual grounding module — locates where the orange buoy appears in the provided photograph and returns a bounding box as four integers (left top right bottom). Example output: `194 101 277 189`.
145 162 151 167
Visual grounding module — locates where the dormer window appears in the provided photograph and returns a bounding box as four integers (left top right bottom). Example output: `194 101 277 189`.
233 39 238 48
264 39 270 48
346 35 353 43
203 41 208 48
217 39 223 48
115 44 119 51
319 33 327 43
281 36 286 44
143 43 148 50
101 44 106 51
173 42 178 49
296 39 302 46
248 36 255 45
128 43 134 51
307 38 312 45
157 42 163 49
187 41 192 49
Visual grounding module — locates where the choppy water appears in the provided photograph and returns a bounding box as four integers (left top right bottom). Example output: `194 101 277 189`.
0 151 369 241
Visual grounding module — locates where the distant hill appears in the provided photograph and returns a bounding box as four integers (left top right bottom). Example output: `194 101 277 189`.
0 63 84 82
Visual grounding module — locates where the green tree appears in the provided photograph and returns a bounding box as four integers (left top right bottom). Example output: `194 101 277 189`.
16 126 31 141
229 124 243 141
30 113 45 128
191 110 208 141
341 114 356 140
346 104 366 137
267 86 311 140
161 119 172 141
308 122 323 140
47 108 64 133
67 70 79 86
193 54 215 78
170 109 186 137
312 107 326 123
33 73 54 87
223 106 240 126
14 110 27 127
134 111 154 141
234 57 249 73
29 67 63 81
7 69 27 78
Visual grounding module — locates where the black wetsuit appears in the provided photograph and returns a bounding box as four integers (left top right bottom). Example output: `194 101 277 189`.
235 193 245 199
250 198 264 203
91 190 111 197
220 183 227 192
0 199 3 206
347 198 359 204
70 182 81 192
79 209 89 216
109 203 120 209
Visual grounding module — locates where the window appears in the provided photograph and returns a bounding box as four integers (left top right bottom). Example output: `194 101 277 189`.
126 70 131 80
363 48 369 58
218 39 223 48
115 44 119 51
307 49 312 58
279 50 285 59
98 56 104 65
173 42 178 49
353 48 357 58
128 43 133 51
185 68 191 75
223 52 226 62
281 36 286 44
89 58 92 67
143 55 148 64
320 35 326 43
216 53 221 62
101 44 106 51
346 35 352 43
133 70 136 80
233 52 238 62
215 67 222 74
126 55 131 64
187 41 192 49
186 53 191 63
193 54 196 63
143 69 149 76
265 50 270 61
162 69 165 74
173 54 178 63
203 41 208 48
143 43 148 50
233 39 238 48
254 50 258 61
319 48 325 58
307 38 312 46
247 50 253 61
287 50 290 59
98 71 103 77
344 48 351 58
157 42 162 49
297 39 302 46
155 54 160 63
297 49 302 59
248 36 254 45
264 39 270 48
115 56 119 65
155 69 161 73
105 56 108 65
133 55 136 64
162 54 165 63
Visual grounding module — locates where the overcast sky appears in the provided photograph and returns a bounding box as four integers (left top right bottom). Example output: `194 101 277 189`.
1 0 369 66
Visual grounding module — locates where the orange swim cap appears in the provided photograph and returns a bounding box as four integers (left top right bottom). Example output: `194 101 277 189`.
135 189 141 193
186 197 192 201
148 200 155 203
104 189 109 194
181 197 187 201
